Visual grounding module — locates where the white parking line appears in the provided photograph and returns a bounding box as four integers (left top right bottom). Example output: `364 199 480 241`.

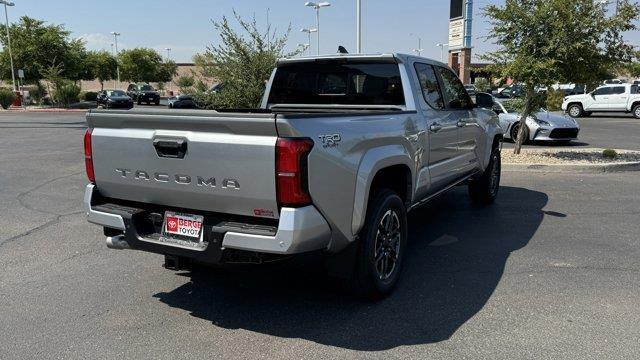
604 120 639 124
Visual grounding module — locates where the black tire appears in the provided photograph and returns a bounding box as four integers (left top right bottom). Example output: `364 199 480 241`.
469 147 501 205
155 99 160 106
567 103 583 118
510 122 530 144
349 189 407 299
633 104 640 119
137 98 142 105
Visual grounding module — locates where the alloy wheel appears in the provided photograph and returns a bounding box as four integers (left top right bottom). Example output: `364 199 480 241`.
374 210 401 280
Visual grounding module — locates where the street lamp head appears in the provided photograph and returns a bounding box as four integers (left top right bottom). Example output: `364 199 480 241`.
0 1 15 6
301 28 318 33
110 32 121 36
305 1 330 8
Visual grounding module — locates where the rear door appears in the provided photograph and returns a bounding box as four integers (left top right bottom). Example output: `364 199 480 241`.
88 111 281 219
435 66 479 176
608 86 628 110
413 62 459 193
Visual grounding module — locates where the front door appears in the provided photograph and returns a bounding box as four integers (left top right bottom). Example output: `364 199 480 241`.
589 86 613 110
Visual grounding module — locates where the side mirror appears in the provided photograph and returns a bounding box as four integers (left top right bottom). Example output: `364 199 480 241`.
475 92 494 108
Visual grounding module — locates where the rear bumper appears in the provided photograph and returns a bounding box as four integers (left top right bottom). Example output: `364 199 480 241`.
83 184 332 261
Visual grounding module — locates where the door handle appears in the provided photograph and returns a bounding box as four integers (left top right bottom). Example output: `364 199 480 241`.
429 123 443 133
153 138 187 159
456 121 466 128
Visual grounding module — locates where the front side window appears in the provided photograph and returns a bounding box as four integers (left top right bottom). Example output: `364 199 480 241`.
631 85 639 94
414 63 444 110
593 87 612 96
436 67 472 109
268 62 405 106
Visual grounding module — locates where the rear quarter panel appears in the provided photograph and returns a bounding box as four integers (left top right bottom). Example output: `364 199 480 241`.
276 112 420 252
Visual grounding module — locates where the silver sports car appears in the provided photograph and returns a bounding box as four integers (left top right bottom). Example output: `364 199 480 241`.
493 99 580 144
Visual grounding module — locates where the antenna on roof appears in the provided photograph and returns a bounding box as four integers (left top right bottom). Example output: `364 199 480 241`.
338 46 349 54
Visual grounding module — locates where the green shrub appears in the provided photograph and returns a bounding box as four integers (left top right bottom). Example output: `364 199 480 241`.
474 77 491 92
502 98 526 112
545 89 564 111
30 81 47 105
0 88 17 109
175 75 195 94
602 149 618 159
81 91 98 102
53 82 81 107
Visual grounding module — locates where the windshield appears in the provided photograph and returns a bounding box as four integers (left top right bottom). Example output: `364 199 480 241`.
268 61 405 106
140 85 154 91
107 90 126 97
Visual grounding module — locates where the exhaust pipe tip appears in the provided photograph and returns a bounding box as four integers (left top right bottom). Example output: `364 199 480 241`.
106 235 131 250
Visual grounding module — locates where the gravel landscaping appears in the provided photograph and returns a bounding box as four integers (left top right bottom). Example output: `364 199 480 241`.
502 148 640 165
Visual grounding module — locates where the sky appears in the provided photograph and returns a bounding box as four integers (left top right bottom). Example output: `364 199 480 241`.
3 0 637 63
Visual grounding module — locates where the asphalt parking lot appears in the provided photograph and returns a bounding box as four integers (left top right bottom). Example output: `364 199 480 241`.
1 111 639 359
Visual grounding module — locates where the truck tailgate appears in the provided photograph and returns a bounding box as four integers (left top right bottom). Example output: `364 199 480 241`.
87 109 280 219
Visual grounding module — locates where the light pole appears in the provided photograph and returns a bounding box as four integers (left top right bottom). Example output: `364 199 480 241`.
410 33 423 57
356 0 362 53
436 43 449 62
0 0 16 91
305 2 331 55
110 32 121 89
300 28 317 55
165 48 171 61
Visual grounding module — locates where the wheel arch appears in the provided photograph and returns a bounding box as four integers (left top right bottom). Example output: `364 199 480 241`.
351 145 414 237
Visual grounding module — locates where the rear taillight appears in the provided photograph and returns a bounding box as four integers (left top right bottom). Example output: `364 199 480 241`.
84 128 95 183
276 138 314 207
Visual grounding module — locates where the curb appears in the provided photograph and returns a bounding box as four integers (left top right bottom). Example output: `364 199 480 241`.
503 161 640 173
5 108 89 113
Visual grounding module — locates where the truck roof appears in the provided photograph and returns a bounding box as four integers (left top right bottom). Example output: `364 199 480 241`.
277 53 448 67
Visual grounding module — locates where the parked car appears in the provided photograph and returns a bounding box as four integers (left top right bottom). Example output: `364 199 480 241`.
168 95 198 109
126 83 161 105
494 84 525 98
562 84 640 119
493 99 580 144
83 53 503 298
96 90 134 109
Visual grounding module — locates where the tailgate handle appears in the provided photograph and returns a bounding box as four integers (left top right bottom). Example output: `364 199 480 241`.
153 138 187 159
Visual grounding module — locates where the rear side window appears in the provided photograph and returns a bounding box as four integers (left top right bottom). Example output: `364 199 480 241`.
268 62 405 106
632 85 639 94
612 86 626 95
414 63 444 109
435 66 473 109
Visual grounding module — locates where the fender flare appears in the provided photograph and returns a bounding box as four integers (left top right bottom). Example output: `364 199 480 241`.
351 145 414 236
481 125 503 169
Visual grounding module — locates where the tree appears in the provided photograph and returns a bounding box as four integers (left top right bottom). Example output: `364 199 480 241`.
85 51 117 90
194 11 297 109
627 51 640 78
482 0 640 153
175 75 195 94
118 48 177 83
0 16 85 83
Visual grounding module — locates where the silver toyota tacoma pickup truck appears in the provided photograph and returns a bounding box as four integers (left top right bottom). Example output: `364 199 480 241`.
84 54 503 298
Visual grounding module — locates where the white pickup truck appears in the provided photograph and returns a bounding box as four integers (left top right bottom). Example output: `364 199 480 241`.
562 84 640 118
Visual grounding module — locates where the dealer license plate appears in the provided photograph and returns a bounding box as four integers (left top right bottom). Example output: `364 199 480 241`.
162 212 204 241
